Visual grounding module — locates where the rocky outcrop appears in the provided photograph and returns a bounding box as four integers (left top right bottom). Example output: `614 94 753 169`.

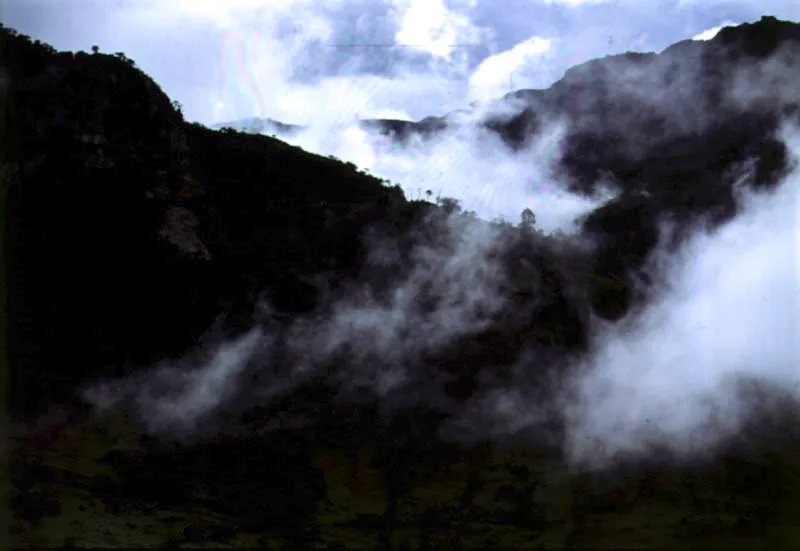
159 205 211 261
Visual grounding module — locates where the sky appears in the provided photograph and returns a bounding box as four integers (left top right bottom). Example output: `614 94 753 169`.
4 0 799 127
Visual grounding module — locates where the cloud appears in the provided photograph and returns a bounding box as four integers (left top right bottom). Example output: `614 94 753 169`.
560 123 800 468
289 214 513 396
81 328 264 438
726 41 800 112
132 0 346 30
81 120 800 471
691 20 738 41
428 124 800 467
468 35 553 102
281 105 616 230
202 5 481 127
392 0 486 60
80 211 522 437
10 1 800 137
541 0 615 4
369 108 414 120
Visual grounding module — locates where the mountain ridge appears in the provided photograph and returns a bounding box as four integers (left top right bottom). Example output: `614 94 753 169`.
218 16 799 156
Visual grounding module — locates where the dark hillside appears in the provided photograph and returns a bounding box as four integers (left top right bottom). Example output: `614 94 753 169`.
2 24 584 419
0 24 414 413
5 16 800 422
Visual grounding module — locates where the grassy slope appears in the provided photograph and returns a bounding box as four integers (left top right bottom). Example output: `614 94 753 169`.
10 408 800 550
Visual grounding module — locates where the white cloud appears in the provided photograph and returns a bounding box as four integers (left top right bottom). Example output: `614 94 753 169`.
561 124 800 468
469 36 552 101
691 20 738 41
134 0 345 28
82 329 264 436
368 108 413 120
542 0 614 4
279 104 615 231
392 0 485 60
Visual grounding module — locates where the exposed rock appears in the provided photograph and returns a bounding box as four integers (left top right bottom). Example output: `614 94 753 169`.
159 205 212 261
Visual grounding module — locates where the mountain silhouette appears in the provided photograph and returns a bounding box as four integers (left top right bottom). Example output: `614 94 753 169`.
3 15 798 418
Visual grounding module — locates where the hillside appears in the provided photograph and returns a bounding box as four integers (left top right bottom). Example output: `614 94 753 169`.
4 16 800 549
2 23 404 413
2 21 601 418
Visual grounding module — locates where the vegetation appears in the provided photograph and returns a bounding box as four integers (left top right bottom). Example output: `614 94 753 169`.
10 407 800 549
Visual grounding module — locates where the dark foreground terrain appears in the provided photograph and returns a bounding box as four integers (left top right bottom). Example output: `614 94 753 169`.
10 406 800 549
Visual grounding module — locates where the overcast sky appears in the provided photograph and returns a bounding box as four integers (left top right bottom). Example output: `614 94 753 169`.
4 0 800 128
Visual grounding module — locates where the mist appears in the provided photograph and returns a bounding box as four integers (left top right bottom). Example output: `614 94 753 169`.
81 328 265 438
75 11 800 472
272 105 617 233
560 124 800 469
80 211 519 435
81 121 799 470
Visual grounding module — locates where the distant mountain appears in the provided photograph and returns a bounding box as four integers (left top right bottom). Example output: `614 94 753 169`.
219 15 799 311
211 116 305 136
231 16 798 192
225 16 798 220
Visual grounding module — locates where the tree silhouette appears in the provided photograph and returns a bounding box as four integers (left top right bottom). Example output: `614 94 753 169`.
437 196 462 215
520 207 536 229
172 100 184 119
91 45 99 54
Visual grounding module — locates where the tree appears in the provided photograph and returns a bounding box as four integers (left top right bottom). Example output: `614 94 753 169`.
91 45 99 54
492 217 513 229
437 196 462 216
519 207 536 229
